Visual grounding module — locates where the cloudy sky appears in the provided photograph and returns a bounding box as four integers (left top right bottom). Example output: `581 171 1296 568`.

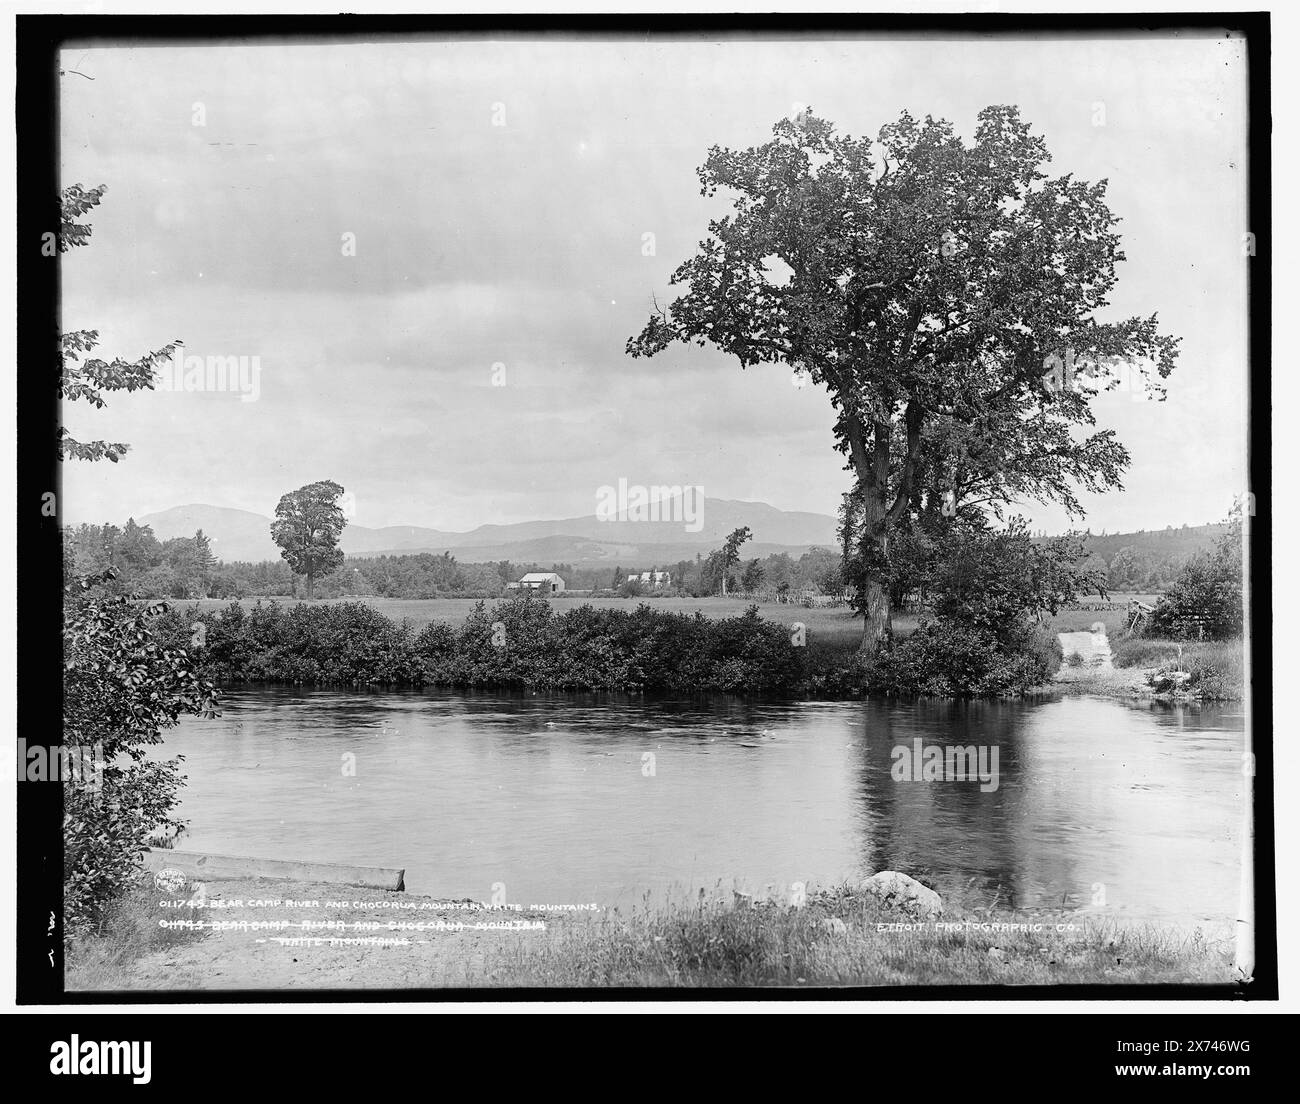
59 32 1249 534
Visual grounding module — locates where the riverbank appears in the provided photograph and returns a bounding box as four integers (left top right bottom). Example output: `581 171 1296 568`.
1051 664 1154 699
1050 665 1246 702
147 594 1242 701
67 875 1237 990
152 596 1062 700
1051 635 1245 701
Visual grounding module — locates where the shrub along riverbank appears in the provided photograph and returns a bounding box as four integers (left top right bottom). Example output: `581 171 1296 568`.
154 595 1072 699
152 594 1254 700
158 597 810 695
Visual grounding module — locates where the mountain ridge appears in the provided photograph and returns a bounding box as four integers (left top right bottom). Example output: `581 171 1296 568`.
121 500 842 564
78 501 1229 570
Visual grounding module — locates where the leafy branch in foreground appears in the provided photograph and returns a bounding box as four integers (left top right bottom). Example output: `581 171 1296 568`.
62 570 219 934
57 183 182 462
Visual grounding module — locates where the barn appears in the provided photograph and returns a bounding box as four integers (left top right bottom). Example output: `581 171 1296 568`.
510 571 566 594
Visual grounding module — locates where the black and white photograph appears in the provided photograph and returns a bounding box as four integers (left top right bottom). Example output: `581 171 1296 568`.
11 8 1285 1026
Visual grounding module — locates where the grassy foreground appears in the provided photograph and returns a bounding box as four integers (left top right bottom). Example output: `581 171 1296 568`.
64 879 207 991
475 885 1235 987
65 878 1237 990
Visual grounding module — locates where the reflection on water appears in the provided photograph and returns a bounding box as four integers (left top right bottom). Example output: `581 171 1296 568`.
163 688 1247 927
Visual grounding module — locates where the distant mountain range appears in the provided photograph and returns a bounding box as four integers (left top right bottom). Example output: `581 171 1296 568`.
131 500 842 566
105 501 1227 570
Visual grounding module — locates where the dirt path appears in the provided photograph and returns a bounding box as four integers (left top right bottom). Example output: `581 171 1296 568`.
1052 629 1155 698
91 879 576 990
1057 629 1114 672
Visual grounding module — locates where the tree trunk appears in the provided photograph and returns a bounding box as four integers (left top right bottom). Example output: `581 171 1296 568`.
860 507 892 652
844 404 922 655
864 576 891 647
306 574 314 598
854 418 895 656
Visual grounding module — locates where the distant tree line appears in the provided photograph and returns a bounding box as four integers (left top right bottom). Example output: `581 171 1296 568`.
1090 523 1230 593
62 519 219 597
62 517 844 601
61 522 556 599
62 515 1227 604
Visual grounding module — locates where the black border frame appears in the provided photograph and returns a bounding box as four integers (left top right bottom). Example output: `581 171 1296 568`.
16 10 1276 1006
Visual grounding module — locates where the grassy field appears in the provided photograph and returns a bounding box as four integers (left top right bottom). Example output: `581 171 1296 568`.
1047 594 1162 634
1112 636 1238 669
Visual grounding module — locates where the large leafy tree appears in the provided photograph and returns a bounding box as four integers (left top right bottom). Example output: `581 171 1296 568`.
271 480 349 596
58 184 181 463
628 106 1180 652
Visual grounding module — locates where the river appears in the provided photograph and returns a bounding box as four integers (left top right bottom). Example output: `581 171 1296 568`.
162 688 1248 928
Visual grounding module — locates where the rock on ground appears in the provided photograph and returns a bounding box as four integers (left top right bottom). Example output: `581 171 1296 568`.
862 871 944 918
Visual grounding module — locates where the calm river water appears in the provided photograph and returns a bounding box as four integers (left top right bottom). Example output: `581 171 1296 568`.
163 688 1248 926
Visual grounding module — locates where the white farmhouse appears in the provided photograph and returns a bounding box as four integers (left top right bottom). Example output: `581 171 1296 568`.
626 571 671 588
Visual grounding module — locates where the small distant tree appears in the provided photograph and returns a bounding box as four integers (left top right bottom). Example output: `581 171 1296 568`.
765 553 794 593
1108 546 1138 591
796 546 842 593
741 558 765 593
118 518 163 576
161 530 216 598
271 480 348 597
193 528 216 572
718 526 753 595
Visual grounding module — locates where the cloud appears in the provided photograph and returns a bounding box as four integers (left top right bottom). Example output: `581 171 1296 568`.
59 36 1248 533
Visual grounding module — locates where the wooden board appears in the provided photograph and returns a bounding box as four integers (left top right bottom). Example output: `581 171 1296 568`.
144 849 405 891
